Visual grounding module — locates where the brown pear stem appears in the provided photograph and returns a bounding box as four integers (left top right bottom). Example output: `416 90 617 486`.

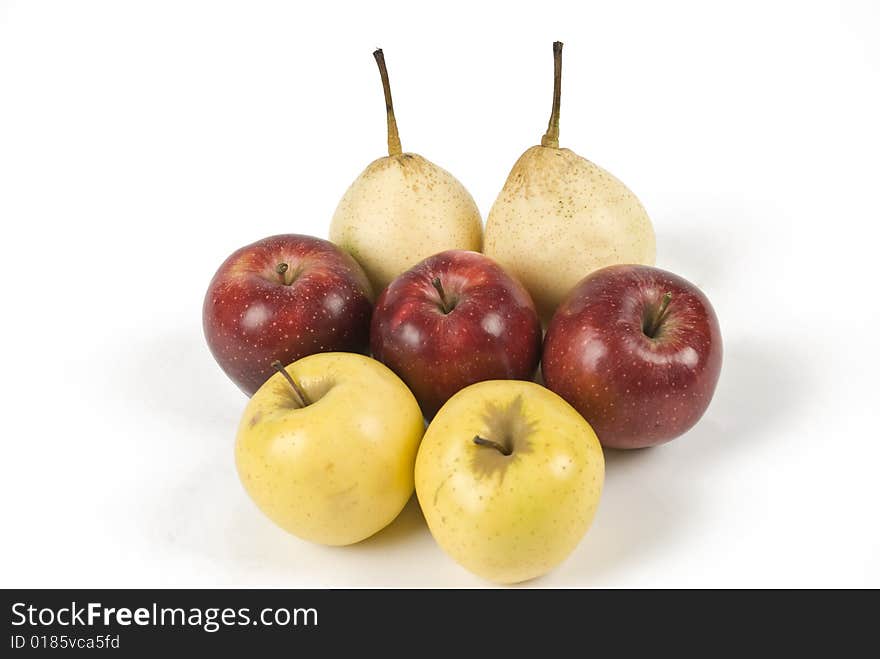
473 435 512 456
271 360 310 407
541 41 563 149
373 49 402 156
645 292 673 338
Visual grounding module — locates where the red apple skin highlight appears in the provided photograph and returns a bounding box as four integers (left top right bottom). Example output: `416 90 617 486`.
542 264 722 449
203 234 373 396
371 250 542 418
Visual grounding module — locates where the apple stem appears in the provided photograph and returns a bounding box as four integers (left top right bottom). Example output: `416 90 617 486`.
431 277 454 314
645 292 673 338
374 48 402 157
473 435 512 456
540 41 563 149
276 262 291 285
271 360 311 407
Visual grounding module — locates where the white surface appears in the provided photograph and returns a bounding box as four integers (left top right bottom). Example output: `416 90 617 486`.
1 0 878 588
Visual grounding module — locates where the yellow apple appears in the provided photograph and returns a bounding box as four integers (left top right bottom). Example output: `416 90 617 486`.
235 352 425 546
415 380 604 583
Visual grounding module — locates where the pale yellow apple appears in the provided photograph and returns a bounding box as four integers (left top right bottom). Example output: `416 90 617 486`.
484 42 655 322
329 49 482 293
415 380 604 584
235 352 425 546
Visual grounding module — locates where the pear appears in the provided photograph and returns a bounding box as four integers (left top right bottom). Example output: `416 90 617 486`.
330 49 483 293
484 42 656 322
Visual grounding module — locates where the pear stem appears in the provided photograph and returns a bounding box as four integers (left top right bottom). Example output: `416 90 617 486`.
473 435 512 456
645 292 673 338
373 49 402 156
541 41 563 149
271 360 310 407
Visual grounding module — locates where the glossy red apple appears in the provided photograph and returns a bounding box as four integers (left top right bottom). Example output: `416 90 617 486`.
542 264 722 449
371 250 542 418
203 234 373 395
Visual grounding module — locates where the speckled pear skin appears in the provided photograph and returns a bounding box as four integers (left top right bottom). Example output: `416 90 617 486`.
330 152 483 294
484 145 656 322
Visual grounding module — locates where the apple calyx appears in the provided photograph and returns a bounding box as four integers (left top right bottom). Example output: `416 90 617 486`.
373 48 402 157
540 41 564 149
431 277 457 314
473 435 512 456
644 291 673 338
270 360 311 407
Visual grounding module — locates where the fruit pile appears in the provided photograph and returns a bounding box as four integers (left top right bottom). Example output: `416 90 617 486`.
202 43 722 584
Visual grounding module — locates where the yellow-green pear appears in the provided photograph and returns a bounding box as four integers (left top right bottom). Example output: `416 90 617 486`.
484 42 656 322
330 49 483 293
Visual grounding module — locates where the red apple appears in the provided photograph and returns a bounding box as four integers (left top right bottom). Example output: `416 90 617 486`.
203 234 373 395
371 250 542 418
542 264 722 449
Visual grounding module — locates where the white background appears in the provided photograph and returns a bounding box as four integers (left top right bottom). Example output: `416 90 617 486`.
1 0 878 588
